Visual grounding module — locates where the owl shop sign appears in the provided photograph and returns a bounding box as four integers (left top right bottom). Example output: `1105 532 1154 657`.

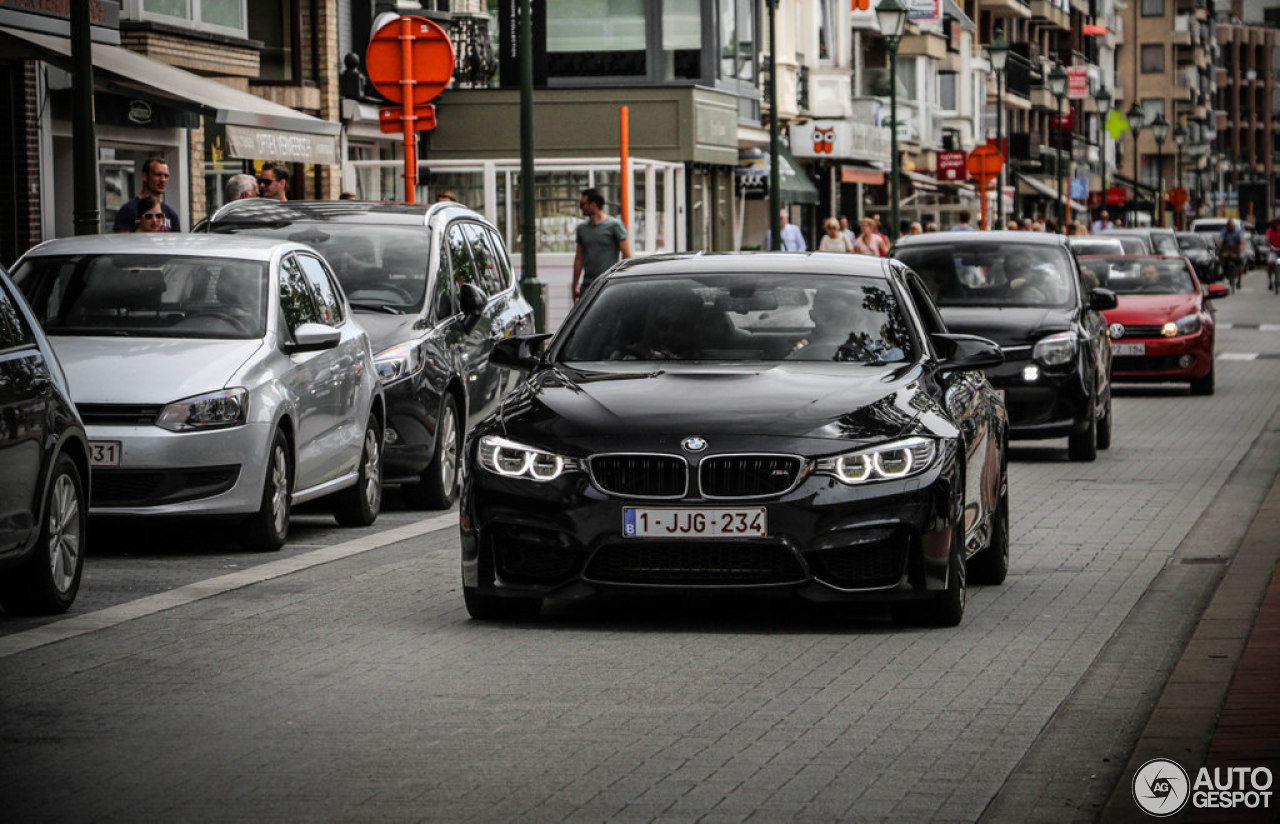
788 121 888 162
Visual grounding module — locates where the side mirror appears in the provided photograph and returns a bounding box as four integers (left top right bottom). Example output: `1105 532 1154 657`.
1205 282 1230 299
459 282 488 317
286 322 341 353
491 333 553 370
932 333 1004 370
1089 287 1118 311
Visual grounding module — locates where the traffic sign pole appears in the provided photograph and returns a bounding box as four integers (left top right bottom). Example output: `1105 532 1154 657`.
400 16 418 203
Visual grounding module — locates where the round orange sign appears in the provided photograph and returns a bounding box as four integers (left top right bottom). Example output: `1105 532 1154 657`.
365 16 455 106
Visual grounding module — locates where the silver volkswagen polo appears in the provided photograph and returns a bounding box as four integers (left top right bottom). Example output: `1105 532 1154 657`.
10 234 385 551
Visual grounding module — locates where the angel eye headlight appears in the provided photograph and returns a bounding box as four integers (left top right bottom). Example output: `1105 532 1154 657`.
478 435 580 482
816 437 936 484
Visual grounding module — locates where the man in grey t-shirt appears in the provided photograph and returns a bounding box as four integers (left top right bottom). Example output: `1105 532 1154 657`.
572 188 632 302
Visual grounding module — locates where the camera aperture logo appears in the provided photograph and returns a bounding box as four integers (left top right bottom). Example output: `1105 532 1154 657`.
1133 759 1190 816
1133 759 1275 816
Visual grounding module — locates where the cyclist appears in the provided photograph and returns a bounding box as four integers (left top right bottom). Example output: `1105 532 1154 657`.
1218 219 1244 292
1266 218 1280 294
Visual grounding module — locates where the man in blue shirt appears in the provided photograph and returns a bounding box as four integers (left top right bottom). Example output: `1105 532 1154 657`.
113 156 180 233
950 210 976 231
767 210 806 251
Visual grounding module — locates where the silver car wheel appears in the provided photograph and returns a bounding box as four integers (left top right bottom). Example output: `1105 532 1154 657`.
362 425 382 513
47 473 82 595
269 443 290 535
439 404 459 492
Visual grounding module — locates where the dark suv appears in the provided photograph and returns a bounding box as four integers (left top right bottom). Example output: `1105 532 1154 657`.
0 264 90 614
891 232 1117 461
202 200 534 508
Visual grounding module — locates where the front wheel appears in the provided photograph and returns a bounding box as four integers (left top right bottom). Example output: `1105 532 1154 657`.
240 429 291 551
968 483 1009 586
1067 408 1098 462
1190 361 1216 396
0 454 87 615
403 396 461 510
332 416 383 527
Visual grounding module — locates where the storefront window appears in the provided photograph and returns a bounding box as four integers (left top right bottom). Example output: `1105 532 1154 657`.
547 0 647 78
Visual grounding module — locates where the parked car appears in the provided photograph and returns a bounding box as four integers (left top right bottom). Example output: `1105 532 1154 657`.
1100 227 1180 255
1069 236 1125 257
459 252 1009 627
202 199 535 509
891 231 1117 461
10 234 385 551
0 264 89 615
1077 255 1228 395
1175 231 1219 283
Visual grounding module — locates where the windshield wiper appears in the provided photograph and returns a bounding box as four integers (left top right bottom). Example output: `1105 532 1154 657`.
349 302 403 315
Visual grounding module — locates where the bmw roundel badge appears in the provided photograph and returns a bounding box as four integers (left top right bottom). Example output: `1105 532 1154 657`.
681 436 707 453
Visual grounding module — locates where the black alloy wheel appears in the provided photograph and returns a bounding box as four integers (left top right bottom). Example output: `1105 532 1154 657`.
0 454 87 615
403 396 461 510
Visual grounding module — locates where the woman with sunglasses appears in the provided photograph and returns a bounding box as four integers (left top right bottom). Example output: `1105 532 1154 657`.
134 197 168 232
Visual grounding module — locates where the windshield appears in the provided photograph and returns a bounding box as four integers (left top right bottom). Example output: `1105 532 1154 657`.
212 222 428 312
1150 233 1180 255
1077 257 1196 295
12 254 268 339
1070 239 1124 256
1177 233 1210 251
558 273 916 364
892 243 1077 308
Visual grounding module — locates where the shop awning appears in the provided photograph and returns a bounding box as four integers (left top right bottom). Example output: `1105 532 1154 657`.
735 145 820 205
904 170 940 193
1017 173 1087 213
841 164 885 185
0 25 340 164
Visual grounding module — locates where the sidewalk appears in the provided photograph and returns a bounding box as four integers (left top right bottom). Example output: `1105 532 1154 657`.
1104 468 1280 822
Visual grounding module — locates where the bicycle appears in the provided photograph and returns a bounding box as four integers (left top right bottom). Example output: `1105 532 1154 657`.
1221 252 1241 293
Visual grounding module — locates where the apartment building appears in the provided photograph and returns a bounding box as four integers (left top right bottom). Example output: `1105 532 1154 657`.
1211 4 1278 222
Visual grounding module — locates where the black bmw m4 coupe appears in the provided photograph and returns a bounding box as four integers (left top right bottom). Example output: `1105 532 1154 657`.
459 253 1010 627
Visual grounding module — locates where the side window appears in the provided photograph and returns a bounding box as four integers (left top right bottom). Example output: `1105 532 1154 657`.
483 227 514 292
462 222 504 296
296 255 345 326
447 223 482 292
433 240 458 321
0 277 32 349
279 255 322 335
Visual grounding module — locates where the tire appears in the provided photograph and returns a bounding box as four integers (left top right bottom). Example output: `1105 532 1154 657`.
926 531 967 627
1096 391 1113 451
968 483 1009 586
0 454 86 616
332 416 383 527
463 586 542 620
403 396 461 510
240 429 291 552
1068 407 1098 462
1190 361 1216 396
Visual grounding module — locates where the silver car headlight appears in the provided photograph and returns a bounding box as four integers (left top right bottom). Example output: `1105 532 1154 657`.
478 435 581 482
815 437 937 484
156 387 249 432
374 341 423 383
1162 313 1200 337
1033 331 1077 366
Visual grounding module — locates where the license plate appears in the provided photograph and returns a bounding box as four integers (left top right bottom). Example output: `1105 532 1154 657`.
1113 342 1146 356
88 440 122 467
623 507 767 539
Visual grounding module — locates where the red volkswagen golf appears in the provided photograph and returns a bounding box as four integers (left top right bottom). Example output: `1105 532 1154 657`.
1078 255 1229 395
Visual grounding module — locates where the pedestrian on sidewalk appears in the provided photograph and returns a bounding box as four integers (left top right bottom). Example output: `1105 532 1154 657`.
114 156 180 233
572 188 632 303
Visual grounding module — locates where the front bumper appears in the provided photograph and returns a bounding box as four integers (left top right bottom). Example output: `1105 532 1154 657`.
983 354 1091 440
460 449 962 604
1111 332 1213 381
85 421 272 516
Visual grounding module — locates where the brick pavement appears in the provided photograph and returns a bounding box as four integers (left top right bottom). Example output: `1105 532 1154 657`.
0 274 1278 823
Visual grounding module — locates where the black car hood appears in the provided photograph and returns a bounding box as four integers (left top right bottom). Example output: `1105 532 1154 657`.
350 310 430 352
494 361 955 454
939 306 1074 347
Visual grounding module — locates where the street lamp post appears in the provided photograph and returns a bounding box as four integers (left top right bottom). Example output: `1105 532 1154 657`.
987 31 1010 229
1172 121 1187 229
1126 101 1146 225
1152 113 1169 227
1093 83 1112 228
1048 63 1068 230
877 0 908 241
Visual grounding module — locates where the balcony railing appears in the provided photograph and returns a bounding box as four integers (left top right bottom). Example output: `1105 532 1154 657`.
1005 51 1036 99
